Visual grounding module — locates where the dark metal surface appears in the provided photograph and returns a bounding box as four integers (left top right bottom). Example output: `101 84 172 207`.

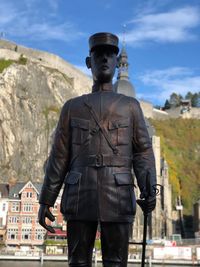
38 32 157 267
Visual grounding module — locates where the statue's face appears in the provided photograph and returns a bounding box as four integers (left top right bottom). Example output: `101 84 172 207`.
90 46 117 83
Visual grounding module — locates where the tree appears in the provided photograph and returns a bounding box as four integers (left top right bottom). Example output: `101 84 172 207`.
169 93 181 107
164 99 171 109
191 92 200 107
185 91 193 101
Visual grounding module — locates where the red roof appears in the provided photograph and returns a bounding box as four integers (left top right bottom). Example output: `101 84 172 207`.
47 228 67 237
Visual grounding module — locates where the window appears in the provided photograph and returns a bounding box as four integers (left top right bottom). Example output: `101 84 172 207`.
22 228 31 240
11 202 20 212
26 192 33 198
0 218 3 227
7 228 18 240
2 203 6 211
22 217 32 224
35 228 46 240
27 183 33 188
52 203 58 210
8 216 19 224
23 203 33 212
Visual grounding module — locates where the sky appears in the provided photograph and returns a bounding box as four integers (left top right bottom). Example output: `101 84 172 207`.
0 0 200 106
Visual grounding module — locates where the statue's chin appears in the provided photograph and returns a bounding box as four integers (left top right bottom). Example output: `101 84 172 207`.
96 73 113 83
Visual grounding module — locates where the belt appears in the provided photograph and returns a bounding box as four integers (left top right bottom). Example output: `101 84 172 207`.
74 154 132 168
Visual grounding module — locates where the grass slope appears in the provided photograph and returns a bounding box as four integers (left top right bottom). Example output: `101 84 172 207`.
150 118 200 215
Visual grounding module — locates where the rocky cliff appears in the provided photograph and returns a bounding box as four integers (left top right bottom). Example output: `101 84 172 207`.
0 41 92 183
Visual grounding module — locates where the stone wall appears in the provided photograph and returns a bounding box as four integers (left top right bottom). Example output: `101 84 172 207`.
153 108 169 120
0 39 92 96
166 107 200 119
0 49 20 61
182 108 200 119
139 100 154 118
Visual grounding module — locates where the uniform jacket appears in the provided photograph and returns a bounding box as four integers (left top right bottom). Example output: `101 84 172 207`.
39 86 156 222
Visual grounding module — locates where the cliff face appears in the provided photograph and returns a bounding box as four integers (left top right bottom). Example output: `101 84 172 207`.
0 44 91 183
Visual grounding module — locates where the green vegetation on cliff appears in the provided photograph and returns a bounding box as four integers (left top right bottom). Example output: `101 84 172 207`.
150 118 200 215
0 55 27 73
0 59 14 73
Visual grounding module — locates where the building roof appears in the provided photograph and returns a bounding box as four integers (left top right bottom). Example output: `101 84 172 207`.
114 79 135 98
9 183 25 199
9 181 42 199
114 45 135 97
47 228 67 237
0 184 9 198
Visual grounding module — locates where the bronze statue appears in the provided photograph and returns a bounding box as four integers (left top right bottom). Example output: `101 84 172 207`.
38 32 156 267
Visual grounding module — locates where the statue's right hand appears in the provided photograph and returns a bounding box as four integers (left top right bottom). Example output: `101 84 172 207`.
38 204 55 233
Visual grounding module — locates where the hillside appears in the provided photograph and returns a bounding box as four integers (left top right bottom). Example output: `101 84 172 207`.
0 41 91 183
150 118 200 214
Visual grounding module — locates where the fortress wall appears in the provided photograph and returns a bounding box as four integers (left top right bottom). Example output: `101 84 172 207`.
188 108 200 119
139 100 154 118
165 107 180 118
166 107 200 119
0 49 20 61
0 39 92 95
0 39 17 51
153 109 169 120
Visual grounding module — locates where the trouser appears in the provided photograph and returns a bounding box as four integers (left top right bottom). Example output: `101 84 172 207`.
67 221 130 267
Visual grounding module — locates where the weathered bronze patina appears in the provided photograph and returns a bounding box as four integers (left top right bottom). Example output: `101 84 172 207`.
38 32 156 267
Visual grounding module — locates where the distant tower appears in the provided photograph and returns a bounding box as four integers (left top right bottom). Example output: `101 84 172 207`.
114 43 135 97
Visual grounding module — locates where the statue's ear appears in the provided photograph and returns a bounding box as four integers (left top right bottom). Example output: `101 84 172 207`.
86 57 91 69
116 56 120 68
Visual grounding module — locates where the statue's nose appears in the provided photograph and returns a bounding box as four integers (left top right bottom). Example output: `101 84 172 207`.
102 55 108 63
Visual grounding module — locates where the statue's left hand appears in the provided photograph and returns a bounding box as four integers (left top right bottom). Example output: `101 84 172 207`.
137 196 156 214
38 204 56 233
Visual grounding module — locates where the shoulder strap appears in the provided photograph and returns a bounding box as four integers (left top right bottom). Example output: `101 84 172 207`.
84 96 119 155
69 94 124 169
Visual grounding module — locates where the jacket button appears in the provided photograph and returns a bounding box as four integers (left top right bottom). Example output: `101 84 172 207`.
91 128 97 135
113 148 119 154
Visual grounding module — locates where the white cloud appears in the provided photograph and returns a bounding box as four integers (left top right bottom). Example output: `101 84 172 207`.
138 67 200 103
9 21 83 42
0 0 83 42
119 6 200 45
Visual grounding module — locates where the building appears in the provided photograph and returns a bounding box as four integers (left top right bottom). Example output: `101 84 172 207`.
0 180 67 251
5 180 65 250
115 45 173 241
160 159 173 238
45 227 67 255
6 181 46 249
132 137 172 241
193 199 200 239
0 184 9 243
114 44 135 98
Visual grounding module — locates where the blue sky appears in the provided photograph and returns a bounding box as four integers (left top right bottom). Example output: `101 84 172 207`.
0 0 200 105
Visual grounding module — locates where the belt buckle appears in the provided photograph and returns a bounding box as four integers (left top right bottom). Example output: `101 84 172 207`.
95 154 103 167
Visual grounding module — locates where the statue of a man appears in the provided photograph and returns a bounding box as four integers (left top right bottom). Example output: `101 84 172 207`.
38 32 156 267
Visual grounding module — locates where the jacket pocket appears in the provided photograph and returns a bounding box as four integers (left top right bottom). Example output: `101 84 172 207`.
108 118 130 145
71 117 90 145
114 172 136 215
61 171 81 215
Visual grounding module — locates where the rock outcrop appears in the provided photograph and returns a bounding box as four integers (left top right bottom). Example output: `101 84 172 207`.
0 41 92 183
